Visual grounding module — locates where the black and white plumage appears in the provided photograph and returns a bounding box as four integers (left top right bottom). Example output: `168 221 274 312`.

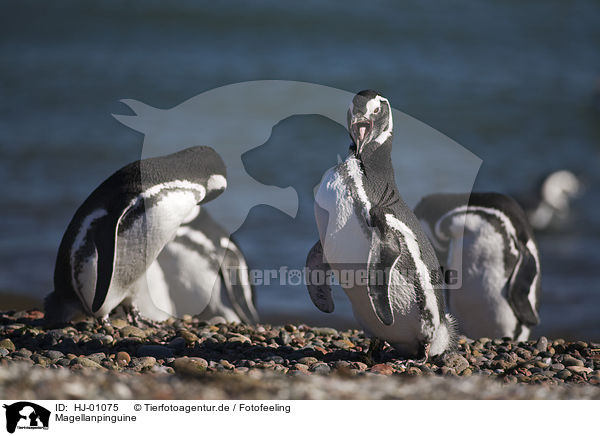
518 170 582 232
415 192 541 340
44 146 258 325
306 90 456 360
156 205 258 324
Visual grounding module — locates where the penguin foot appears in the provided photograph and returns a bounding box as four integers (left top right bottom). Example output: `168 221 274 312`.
359 354 377 367
360 338 384 366
100 315 111 330
133 314 162 329
403 343 430 366
124 306 161 329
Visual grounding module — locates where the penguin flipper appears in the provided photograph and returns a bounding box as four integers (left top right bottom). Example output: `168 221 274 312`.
220 238 259 324
366 228 395 326
507 242 540 327
305 240 335 313
91 217 119 313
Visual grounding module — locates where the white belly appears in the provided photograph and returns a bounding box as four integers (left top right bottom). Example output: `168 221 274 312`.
94 190 199 318
314 166 371 266
154 232 220 317
314 165 422 353
345 269 422 355
446 217 518 339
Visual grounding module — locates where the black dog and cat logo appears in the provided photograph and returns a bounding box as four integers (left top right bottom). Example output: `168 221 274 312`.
3 402 50 433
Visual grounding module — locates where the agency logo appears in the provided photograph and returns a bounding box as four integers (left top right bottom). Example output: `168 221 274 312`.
2 402 50 434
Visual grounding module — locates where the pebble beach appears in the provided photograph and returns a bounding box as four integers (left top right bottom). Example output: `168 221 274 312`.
1 309 599 400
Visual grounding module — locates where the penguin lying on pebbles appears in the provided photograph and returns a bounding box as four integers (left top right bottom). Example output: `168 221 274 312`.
415 192 541 340
305 90 456 362
44 146 258 326
519 170 582 232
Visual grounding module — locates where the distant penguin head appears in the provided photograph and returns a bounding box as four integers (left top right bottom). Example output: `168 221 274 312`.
541 169 582 210
347 90 393 156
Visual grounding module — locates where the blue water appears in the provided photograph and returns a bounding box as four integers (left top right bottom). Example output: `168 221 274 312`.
1 1 599 339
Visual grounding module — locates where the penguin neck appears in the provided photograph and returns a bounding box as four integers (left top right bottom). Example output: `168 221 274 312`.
358 139 394 180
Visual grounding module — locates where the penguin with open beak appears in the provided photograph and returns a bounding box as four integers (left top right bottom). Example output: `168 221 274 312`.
306 90 456 362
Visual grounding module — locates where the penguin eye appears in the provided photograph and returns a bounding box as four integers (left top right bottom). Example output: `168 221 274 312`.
373 106 380 114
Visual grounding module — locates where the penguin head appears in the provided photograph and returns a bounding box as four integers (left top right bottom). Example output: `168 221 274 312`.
540 169 582 211
347 90 393 156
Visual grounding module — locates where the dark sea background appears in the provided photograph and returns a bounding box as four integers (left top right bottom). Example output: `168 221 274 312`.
1 1 599 340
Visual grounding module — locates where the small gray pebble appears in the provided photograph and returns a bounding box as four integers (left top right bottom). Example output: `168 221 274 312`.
131 356 157 370
13 349 33 358
562 356 583 367
311 363 331 374
535 336 548 352
265 355 284 364
556 369 572 380
313 327 338 336
279 331 291 345
86 353 106 363
45 350 64 360
212 334 227 342
0 348 8 357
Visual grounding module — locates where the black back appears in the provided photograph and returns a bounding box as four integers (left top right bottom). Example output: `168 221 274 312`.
53 146 226 303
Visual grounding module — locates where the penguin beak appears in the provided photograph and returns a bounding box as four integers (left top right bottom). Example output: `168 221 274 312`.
350 118 372 154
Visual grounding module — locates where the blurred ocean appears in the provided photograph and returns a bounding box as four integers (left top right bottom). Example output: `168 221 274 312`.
1 1 599 339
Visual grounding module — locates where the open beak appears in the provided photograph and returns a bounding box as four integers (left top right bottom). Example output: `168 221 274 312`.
351 118 372 154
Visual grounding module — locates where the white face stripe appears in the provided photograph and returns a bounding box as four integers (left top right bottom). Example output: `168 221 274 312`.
434 205 519 257
136 180 207 203
365 99 380 117
384 213 441 328
372 96 393 145
207 174 227 192
349 95 393 146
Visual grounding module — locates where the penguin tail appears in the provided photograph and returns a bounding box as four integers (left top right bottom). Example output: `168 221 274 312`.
430 313 459 357
219 239 260 324
444 313 460 351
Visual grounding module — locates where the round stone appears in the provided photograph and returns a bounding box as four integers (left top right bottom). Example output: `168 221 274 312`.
173 357 208 376
116 351 131 366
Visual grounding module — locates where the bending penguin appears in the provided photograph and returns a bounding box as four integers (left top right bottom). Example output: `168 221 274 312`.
155 205 258 324
415 192 541 340
305 90 456 362
44 146 258 326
